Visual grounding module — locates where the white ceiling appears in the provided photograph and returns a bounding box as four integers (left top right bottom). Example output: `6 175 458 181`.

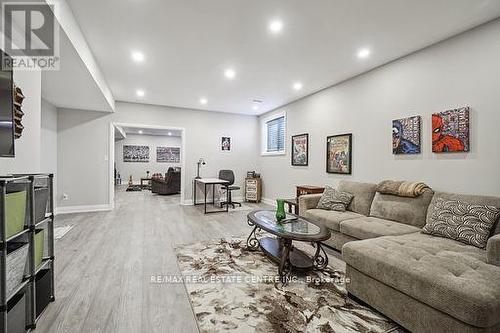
3 0 113 112
42 29 114 112
67 0 500 115
120 126 182 137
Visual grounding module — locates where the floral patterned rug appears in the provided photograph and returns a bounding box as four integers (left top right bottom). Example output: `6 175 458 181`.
174 237 404 333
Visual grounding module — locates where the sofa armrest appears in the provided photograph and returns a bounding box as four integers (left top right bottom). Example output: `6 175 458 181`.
487 233 500 266
298 194 322 216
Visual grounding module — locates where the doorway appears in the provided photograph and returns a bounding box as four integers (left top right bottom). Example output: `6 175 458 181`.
108 122 186 208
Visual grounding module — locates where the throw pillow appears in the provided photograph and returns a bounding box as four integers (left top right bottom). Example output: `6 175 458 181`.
422 198 500 248
316 186 354 211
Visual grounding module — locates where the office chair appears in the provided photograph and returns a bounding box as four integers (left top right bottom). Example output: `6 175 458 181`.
218 170 242 209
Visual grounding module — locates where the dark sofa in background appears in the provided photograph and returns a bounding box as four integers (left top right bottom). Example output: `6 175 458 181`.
151 167 181 195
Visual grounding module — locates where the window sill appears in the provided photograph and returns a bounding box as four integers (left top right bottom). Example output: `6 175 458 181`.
261 151 286 157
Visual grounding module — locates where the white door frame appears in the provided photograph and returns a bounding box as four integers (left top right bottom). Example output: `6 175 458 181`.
108 122 187 208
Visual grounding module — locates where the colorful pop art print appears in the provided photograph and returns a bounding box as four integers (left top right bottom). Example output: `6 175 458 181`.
432 107 470 153
326 134 352 174
291 133 308 166
392 115 421 154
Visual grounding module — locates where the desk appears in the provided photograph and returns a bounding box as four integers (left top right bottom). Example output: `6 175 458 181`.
193 178 229 214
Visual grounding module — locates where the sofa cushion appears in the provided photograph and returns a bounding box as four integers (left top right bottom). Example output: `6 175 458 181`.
343 233 500 327
316 186 353 211
340 216 421 240
487 234 500 266
303 209 363 232
369 189 434 228
338 180 377 216
423 198 500 249
430 192 500 236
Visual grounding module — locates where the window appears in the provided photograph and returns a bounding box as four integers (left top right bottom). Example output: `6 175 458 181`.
261 112 286 155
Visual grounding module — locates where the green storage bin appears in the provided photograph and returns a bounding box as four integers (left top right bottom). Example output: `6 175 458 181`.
35 229 45 268
4 191 27 239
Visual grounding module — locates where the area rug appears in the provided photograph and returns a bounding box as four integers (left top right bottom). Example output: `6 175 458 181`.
174 237 404 333
126 185 142 191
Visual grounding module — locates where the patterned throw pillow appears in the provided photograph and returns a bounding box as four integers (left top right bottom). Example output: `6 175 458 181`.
422 198 500 248
316 186 354 211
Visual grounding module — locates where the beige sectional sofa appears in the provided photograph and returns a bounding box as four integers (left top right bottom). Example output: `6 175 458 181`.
298 180 500 333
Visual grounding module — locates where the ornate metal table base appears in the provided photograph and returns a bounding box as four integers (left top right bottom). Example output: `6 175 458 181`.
246 220 261 250
246 219 329 283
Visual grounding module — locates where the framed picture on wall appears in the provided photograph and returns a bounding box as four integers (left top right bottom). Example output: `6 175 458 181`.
432 106 470 153
123 145 149 162
221 137 231 151
326 134 352 174
392 115 421 154
291 133 308 166
157 147 180 163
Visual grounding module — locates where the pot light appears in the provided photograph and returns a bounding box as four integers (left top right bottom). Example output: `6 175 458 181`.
168 132 172 136
131 51 145 63
293 82 303 91
252 105 259 110
224 68 236 79
199 98 208 105
269 20 283 34
138 130 143 134
136 89 145 97
357 48 371 59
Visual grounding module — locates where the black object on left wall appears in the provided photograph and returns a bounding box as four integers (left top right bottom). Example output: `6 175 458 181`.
0 50 14 157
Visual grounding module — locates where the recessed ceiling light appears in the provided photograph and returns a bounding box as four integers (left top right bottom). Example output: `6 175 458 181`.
168 132 172 136
131 51 145 63
357 48 371 59
136 89 145 97
269 20 283 34
199 98 208 105
138 130 143 134
252 105 259 110
293 82 303 91
224 68 236 79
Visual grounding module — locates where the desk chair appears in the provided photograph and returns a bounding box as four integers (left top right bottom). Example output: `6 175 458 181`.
219 170 241 209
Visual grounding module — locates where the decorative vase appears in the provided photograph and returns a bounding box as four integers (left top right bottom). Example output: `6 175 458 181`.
276 199 286 222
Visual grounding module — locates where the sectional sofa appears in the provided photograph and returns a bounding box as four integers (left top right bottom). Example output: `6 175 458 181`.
298 180 500 333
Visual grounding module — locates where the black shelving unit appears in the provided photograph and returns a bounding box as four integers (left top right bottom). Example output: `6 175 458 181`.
0 174 55 333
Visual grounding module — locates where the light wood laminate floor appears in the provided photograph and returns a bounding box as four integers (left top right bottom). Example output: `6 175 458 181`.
36 188 269 333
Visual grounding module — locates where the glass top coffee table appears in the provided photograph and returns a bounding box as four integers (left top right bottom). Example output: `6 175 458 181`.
246 210 331 282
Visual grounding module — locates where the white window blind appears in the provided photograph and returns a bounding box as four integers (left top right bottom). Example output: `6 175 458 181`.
266 116 285 152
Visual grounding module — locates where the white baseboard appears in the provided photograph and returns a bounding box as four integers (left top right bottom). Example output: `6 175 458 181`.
261 197 277 207
55 204 113 215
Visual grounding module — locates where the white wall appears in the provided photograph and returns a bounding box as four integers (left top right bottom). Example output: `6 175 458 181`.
259 20 500 200
115 134 181 184
0 70 42 174
41 98 58 203
57 102 259 208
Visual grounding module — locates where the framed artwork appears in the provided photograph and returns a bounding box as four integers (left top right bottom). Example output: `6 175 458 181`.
123 145 149 162
157 147 180 163
326 134 352 174
432 107 470 153
291 133 309 166
392 115 421 154
221 137 231 151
